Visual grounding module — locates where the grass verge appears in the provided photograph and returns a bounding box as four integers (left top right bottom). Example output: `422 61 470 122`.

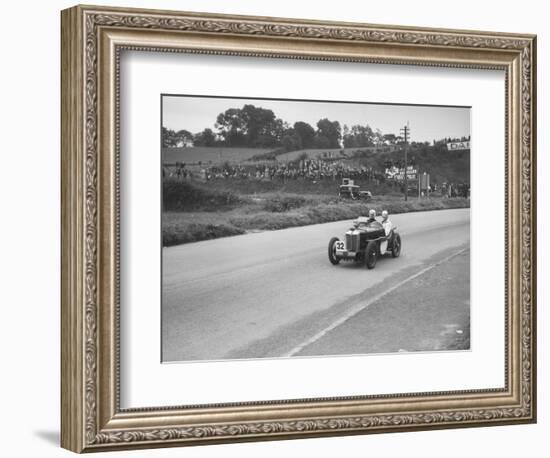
163 196 469 246
163 217 245 246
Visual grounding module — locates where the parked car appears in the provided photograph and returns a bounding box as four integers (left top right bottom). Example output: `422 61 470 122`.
338 178 372 200
327 217 401 269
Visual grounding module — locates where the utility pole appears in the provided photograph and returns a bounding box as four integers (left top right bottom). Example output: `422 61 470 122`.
400 122 410 201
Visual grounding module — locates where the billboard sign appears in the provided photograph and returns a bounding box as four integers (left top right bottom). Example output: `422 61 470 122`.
385 165 417 181
446 141 470 151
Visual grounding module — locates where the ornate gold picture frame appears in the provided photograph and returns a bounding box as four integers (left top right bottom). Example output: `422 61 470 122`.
61 4 536 453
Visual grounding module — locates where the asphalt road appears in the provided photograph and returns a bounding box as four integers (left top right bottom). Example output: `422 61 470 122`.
162 208 470 362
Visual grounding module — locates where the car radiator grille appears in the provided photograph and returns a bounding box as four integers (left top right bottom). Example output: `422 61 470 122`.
346 234 359 252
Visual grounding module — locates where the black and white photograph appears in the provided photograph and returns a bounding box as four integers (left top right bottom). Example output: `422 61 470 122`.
161 95 471 363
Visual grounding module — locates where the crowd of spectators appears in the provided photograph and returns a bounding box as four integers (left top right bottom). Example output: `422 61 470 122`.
164 160 469 198
166 159 386 183
441 182 470 198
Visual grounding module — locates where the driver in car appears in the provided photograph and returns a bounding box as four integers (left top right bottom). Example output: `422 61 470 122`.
366 209 377 223
353 209 377 229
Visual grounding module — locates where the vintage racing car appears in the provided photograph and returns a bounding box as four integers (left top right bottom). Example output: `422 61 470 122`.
328 217 401 269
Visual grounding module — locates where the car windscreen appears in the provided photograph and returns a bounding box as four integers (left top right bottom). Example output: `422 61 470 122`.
366 221 383 229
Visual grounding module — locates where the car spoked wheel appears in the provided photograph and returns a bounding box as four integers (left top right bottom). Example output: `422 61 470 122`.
391 234 401 258
365 241 377 269
328 237 341 265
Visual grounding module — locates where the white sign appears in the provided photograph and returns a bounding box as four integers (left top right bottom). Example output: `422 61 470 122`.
447 141 470 150
385 165 417 181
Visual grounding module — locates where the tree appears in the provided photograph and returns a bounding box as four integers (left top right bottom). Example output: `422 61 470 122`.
293 121 316 149
215 108 247 146
215 104 286 147
373 129 385 145
162 127 193 147
252 116 287 148
312 133 331 149
383 133 398 144
241 104 277 146
162 127 177 147
193 128 217 146
342 124 375 148
176 129 193 141
316 118 341 148
280 130 301 152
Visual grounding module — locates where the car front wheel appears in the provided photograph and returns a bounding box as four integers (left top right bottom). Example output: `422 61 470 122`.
365 241 378 269
391 234 401 258
328 237 341 265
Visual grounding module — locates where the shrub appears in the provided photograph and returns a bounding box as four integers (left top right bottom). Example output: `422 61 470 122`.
262 194 307 212
163 179 240 212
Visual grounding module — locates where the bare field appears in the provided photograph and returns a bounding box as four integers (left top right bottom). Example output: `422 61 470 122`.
274 146 391 162
162 146 274 164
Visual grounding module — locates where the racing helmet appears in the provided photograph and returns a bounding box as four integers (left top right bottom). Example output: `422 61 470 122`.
368 209 376 218
381 210 389 220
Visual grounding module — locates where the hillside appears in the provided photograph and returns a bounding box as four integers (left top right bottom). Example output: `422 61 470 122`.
162 146 275 164
249 144 469 185
163 144 469 185
273 146 397 162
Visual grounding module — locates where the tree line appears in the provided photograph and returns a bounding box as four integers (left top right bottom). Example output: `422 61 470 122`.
163 103 406 151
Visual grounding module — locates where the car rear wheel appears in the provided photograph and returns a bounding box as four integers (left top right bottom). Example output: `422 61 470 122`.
391 234 401 258
328 237 341 265
365 241 377 269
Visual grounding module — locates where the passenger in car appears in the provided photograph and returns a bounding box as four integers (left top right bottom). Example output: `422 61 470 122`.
381 210 393 235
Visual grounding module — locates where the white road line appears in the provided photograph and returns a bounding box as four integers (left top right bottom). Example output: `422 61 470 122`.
283 247 468 357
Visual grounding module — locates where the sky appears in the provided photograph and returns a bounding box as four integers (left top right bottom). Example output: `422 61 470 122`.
162 95 470 143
